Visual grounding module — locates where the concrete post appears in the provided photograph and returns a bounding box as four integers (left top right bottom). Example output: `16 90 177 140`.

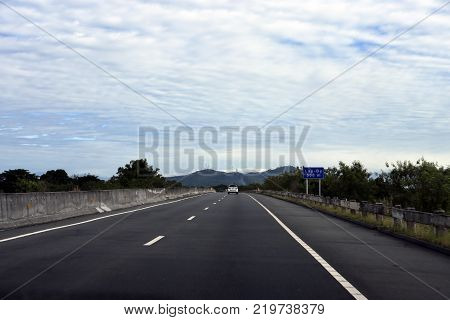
434 226 446 237
406 221 416 233
404 208 416 233
360 201 368 217
375 202 384 223
433 210 446 237
392 205 402 229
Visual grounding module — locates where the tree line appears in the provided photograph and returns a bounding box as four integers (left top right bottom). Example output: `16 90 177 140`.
247 158 449 213
0 159 181 193
2 158 448 213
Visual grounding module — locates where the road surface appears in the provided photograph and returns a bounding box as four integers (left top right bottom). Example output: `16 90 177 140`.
0 192 449 299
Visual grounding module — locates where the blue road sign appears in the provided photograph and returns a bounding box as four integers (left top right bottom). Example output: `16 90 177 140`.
302 167 325 179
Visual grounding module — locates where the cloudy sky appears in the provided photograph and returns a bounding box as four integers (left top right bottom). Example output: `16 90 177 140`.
0 0 449 177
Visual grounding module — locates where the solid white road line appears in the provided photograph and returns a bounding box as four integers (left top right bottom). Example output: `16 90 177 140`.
247 194 367 300
204 207 209 211
143 235 165 246
187 216 196 221
0 194 206 244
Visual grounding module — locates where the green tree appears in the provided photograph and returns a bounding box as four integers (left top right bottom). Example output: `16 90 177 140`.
336 161 373 201
0 169 42 193
322 167 340 198
371 171 390 201
262 167 305 193
40 169 73 191
111 159 166 188
386 159 449 212
41 169 72 185
73 174 105 191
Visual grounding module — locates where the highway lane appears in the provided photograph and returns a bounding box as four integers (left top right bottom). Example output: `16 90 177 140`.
251 193 450 299
0 192 449 299
0 193 217 298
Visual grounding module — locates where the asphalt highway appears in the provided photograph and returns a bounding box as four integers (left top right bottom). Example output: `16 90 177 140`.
0 192 449 299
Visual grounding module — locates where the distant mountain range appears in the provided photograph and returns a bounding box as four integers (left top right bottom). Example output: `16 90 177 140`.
169 166 296 187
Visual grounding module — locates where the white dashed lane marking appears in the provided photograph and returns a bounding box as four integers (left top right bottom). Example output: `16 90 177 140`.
0 195 205 244
143 235 165 247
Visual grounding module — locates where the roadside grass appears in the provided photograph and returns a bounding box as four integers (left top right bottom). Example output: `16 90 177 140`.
266 193 450 250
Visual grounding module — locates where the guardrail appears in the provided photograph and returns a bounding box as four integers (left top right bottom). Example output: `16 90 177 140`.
0 187 214 229
260 190 449 237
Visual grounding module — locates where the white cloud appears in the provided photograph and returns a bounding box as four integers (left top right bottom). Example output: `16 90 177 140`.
63 136 96 141
0 0 449 176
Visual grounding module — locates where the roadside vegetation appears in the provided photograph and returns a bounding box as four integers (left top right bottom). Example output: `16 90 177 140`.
2 157 448 214
264 192 450 249
0 159 181 193
246 158 449 214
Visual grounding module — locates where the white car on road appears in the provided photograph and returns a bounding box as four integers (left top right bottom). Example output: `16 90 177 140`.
227 184 239 194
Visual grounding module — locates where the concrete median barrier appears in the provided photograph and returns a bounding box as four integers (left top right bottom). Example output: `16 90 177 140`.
0 187 214 229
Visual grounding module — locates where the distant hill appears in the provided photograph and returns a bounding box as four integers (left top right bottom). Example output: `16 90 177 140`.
169 166 296 187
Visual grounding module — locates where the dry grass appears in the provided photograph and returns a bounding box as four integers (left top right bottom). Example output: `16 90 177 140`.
268 193 450 250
